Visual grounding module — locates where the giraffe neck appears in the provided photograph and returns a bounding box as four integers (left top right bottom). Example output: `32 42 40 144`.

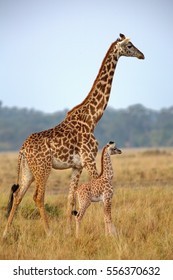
67 41 119 130
100 147 113 180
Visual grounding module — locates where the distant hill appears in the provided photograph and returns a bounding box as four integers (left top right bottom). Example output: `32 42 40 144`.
0 101 173 151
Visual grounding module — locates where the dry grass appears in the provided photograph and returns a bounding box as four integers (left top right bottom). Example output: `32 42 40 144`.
0 148 173 260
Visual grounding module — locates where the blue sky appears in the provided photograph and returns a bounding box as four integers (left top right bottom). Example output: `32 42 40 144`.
0 0 173 113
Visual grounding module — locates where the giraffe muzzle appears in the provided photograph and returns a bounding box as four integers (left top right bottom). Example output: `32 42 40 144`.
138 52 145 60
116 148 122 154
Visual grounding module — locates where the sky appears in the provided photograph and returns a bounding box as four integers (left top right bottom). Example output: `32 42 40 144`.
0 0 173 113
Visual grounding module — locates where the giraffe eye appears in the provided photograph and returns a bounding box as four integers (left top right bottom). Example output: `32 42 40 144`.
127 43 132 49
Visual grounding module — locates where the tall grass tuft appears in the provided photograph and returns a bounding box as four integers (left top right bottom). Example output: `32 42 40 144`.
0 148 173 259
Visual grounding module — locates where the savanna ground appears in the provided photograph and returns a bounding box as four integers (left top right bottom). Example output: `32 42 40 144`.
0 148 173 260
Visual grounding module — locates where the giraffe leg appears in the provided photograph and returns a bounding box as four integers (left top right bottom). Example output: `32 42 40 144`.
81 135 98 179
66 167 82 234
103 198 114 236
85 159 98 179
33 180 51 236
75 199 91 238
3 160 34 238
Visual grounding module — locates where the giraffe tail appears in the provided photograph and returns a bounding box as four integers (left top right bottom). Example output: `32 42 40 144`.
71 190 79 216
71 210 78 216
6 150 23 218
6 184 19 218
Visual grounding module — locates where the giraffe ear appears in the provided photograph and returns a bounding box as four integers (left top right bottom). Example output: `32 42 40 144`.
119 33 126 40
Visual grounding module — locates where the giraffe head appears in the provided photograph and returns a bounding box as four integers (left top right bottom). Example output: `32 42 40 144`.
106 141 122 155
116 33 144 59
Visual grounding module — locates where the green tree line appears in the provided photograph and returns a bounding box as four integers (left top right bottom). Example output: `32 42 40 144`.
0 101 173 151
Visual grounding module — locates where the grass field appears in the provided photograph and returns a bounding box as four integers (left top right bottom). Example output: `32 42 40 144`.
0 148 173 260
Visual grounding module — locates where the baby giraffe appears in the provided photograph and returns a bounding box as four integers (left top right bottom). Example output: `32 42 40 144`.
72 141 122 238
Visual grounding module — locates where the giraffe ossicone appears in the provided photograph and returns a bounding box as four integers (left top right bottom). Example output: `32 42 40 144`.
3 34 144 238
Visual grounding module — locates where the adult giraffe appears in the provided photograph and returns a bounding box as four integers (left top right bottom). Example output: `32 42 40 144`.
3 33 144 237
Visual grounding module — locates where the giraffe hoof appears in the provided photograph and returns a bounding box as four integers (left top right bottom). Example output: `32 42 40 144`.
2 228 8 240
2 233 7 240
65 225 72 236
45 228 52 237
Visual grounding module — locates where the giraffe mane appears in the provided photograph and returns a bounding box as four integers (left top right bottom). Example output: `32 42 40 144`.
99 145 107 177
